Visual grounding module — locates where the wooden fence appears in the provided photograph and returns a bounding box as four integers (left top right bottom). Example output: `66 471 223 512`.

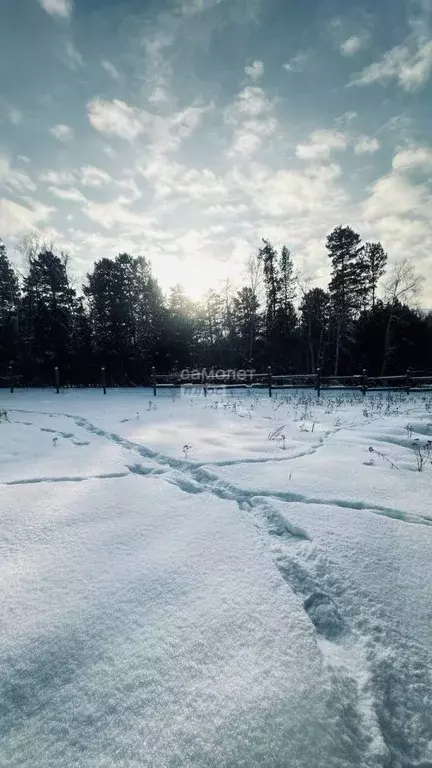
151 367 432 398
3 364 432 397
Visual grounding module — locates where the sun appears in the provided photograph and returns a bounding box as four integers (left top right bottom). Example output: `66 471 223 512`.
154 254 234 301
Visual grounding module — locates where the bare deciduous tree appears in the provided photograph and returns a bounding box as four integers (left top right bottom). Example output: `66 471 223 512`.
381 259 422 375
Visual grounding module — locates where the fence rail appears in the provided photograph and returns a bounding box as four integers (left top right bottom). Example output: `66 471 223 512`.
2 365 432 397
151 367 432 397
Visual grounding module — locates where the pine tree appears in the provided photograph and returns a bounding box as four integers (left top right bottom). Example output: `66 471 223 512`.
84 254 165 382
300 288 330 373
258 239 281 323
233 286 261 366
0 239 20 374
20 250 75 382
363 241 387 310
166 284 196 369
327 226 364 375
279 246 296 311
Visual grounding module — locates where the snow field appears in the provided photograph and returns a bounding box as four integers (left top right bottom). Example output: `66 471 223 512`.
0 387 431 767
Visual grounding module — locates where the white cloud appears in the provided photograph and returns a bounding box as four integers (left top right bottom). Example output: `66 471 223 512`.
0 156 37 193
82 199 156 232
139 154 228 201
354 135 380 154
7 106 22 125
230 117 277 156
244 60 264 81
65 41 83 69
352 38 432 91
87 99 144 141
40 169 77 186
204 203 248 216
49 124 74 141
336 111 358 127
0 198 53 236
148 84 171 104
4 170 37 194
80 166 111 187
362 215 432 295
179 0 228 15
116 178 142 203
232 162 346 217
392 146 432 172
87 97 210 151
283 52 309 72
37 0 73 18
363 172 429 219
48 186 87 203
340 34 368 56
226 86 273 120
102 60 120 81
225 86 276 156
296 129 348 161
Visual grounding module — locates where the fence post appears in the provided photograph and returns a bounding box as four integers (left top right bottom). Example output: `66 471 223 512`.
362 368 368 396
101 366 106 395
152 366 157 397
268 366 272 398
316 367 321 398
406 368 412 394
203 369 207 397
9 362 14 394
54 366 60 394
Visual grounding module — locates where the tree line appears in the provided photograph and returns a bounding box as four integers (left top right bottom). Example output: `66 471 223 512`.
0 225 430 387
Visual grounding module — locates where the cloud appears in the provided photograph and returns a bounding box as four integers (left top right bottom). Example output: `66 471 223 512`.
230 117 277 156
351 38 432 91
87 99 143 141
225 86 277 156
87 97 211 151
226 86 273 119
7 106 22 125
37 0 73 18
65 41 83 70
392 146 432 172
335 111 358 127
80 166 111 187
232 162 346 217
340 34 369 56
148 84 171 104
116 178 142 203
49 124 74 141
4 170 37 194
296 129 348 161
102 60 121 81
40 169 77 186
244 60 264 81
363 172 429 219
354 135 381 154
179 0 228 15
48 186 87 203
0 198 53 236
139 154 229 201
204 203 248 216
283 52 309 72
0 156 37 193
82 199 156 232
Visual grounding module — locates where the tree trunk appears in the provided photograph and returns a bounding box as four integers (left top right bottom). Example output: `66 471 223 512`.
381 308 394 376
334 318 341 376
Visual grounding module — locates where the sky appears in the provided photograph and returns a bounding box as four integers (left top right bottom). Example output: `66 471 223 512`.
0 0 432 301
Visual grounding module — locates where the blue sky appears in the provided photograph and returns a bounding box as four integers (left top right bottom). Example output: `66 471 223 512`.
1 0 431 300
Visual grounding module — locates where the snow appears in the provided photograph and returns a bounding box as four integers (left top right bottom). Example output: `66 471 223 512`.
0 387 431 767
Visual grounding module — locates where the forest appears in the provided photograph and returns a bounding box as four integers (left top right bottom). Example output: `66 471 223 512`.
0 225 431 386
